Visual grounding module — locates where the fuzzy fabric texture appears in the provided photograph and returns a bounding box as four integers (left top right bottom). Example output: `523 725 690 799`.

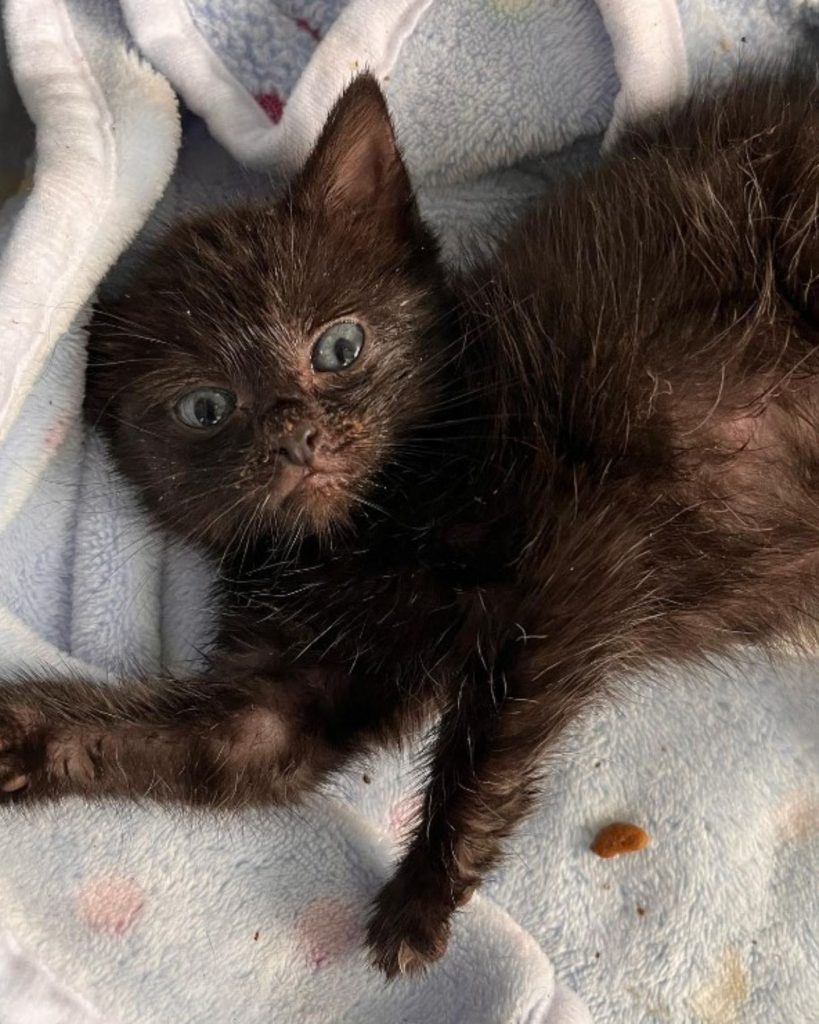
0 1 817 1022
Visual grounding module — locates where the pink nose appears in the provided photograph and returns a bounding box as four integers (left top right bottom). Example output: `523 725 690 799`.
279 422 318 467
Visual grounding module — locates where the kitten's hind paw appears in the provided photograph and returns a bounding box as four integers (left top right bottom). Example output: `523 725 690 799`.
366 875 451 979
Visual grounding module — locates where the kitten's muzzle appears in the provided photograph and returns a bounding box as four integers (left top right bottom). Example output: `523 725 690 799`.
278 421 319 467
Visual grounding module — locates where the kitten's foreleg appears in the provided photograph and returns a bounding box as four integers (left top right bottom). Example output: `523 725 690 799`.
0 667 348 806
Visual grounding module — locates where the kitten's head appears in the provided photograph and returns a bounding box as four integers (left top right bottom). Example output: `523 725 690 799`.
87 75 451 549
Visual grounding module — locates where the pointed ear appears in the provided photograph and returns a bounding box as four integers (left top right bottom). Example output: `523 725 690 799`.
296 73 414 225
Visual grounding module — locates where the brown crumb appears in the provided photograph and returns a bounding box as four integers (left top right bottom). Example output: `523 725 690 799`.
362 773 371 785
636 906 646 916
591 822 650 859
253 931 260 942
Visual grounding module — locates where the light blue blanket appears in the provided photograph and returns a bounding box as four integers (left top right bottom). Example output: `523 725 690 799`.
0 2 817 1022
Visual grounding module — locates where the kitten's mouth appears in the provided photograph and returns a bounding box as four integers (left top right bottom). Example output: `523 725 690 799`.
300 469 345 490
273 463 345 504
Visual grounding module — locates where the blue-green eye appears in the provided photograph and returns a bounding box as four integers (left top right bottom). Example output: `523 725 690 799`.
311 321 365 373
174 388 236 430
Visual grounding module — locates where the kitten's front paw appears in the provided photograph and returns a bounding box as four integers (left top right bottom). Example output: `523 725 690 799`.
367 873 452 979
0 704 45 799
0 745 30 796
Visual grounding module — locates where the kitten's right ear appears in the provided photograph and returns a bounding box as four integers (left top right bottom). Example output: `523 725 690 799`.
295 73 415 232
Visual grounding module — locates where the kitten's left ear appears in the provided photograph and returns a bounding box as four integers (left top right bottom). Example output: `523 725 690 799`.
296 73 415 229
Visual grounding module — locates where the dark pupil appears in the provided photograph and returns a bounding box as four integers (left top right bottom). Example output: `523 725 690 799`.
335 338 355 366
194 395 221 426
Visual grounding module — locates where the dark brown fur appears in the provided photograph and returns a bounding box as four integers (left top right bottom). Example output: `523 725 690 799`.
3 67 819 977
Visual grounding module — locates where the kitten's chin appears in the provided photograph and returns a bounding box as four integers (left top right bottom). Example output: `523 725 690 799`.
278 469 354 534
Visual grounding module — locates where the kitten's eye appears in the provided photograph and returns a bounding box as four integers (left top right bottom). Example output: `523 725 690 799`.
174 388 236 430
311 321 365 373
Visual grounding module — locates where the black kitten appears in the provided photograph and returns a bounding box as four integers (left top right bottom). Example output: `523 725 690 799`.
3 67 819 978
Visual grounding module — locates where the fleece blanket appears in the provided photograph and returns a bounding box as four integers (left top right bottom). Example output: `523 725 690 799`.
0 1 817 1022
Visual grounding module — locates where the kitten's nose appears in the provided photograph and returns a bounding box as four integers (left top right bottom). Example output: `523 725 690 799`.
279 421 318 467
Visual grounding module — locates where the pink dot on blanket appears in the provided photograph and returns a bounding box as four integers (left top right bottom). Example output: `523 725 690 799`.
45 418 70 451
76 875 144 935
257 93 285 124
295 897 361 968
389 794 422 838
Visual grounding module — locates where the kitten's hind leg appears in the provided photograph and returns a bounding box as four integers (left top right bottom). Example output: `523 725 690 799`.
366 645 602 978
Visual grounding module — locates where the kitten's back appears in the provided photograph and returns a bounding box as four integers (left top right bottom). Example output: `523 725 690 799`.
474 62 819 472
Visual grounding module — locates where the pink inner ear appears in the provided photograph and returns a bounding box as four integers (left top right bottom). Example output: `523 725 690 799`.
328 132 393 210
324 115 408 217
298 75 413 220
